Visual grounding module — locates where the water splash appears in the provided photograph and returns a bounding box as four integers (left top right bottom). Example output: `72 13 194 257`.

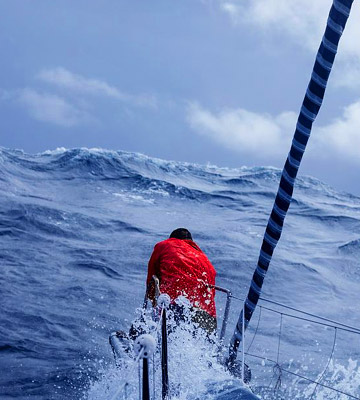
1 147 359 399
86 306 251 400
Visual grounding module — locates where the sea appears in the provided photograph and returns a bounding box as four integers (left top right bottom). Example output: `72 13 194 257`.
0 147 359 400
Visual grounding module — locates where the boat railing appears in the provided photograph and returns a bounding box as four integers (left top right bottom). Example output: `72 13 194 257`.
143 277 232 343
111 281 360 399
229 293 360 399
209 285 232 342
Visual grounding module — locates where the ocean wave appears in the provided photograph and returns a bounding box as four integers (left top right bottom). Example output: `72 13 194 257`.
1 147 360 400
338 238 360 254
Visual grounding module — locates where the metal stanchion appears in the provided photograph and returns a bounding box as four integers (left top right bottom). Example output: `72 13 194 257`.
143 357 150 400
242 302 245 384
134 334 156 400
157 294 171 400
161 307 169 400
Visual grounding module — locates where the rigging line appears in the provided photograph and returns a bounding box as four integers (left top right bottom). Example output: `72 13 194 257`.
153 307 164 338
276 314 283 365
310 327 338 400
259 296 360 333
245 352 360 400
230 295 360 335
110 347 146 400
138 359 141 400
246 307 262 353
273 314 283 392
110 304 166 400
137 347 147 400
146 306 164 399
263 307 360 336
229 0 356 362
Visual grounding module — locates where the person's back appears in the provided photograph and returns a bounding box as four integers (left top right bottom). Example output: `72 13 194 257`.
146 228 217 332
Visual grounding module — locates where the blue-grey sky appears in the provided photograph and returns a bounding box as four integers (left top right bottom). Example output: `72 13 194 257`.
1 0 360 194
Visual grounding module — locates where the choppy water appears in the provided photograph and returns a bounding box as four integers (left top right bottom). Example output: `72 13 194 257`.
1 147 359 399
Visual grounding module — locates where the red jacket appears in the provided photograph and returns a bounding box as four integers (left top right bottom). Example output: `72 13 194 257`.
146 238 217 317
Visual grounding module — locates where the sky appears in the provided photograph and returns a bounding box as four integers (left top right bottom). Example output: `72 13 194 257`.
1 0 360 195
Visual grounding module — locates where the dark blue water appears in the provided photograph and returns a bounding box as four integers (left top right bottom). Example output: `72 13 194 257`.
1 147 359 399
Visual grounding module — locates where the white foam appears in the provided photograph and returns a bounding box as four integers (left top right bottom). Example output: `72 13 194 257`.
86 309 249 400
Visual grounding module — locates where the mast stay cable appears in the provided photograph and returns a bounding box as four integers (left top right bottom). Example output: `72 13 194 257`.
229 0 355 363
229 294 360 399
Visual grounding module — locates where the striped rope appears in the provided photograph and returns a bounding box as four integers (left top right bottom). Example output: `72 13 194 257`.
229 0 354 360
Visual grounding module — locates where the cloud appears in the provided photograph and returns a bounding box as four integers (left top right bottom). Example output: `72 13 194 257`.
187 100 360 163
315 100 360 160
220 0 327 50
333 59 360 89
220 3 239 22
187 102 297 158
218 0 360 89
37 67 157 108
18 88 87 127
5 67 158 127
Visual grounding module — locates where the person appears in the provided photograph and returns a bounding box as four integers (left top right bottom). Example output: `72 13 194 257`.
146 228 217 333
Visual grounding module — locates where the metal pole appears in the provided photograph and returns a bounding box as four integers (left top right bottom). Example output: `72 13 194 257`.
138 361 142 400
153 353 156 400
214 286 232 342
241 302 245 384
143 358 150 400
229 0 355 361
161 308 169 400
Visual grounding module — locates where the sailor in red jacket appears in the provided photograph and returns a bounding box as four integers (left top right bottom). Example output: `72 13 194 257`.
146 228 217 333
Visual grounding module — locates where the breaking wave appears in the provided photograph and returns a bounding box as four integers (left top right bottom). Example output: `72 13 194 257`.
1 147 360 399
